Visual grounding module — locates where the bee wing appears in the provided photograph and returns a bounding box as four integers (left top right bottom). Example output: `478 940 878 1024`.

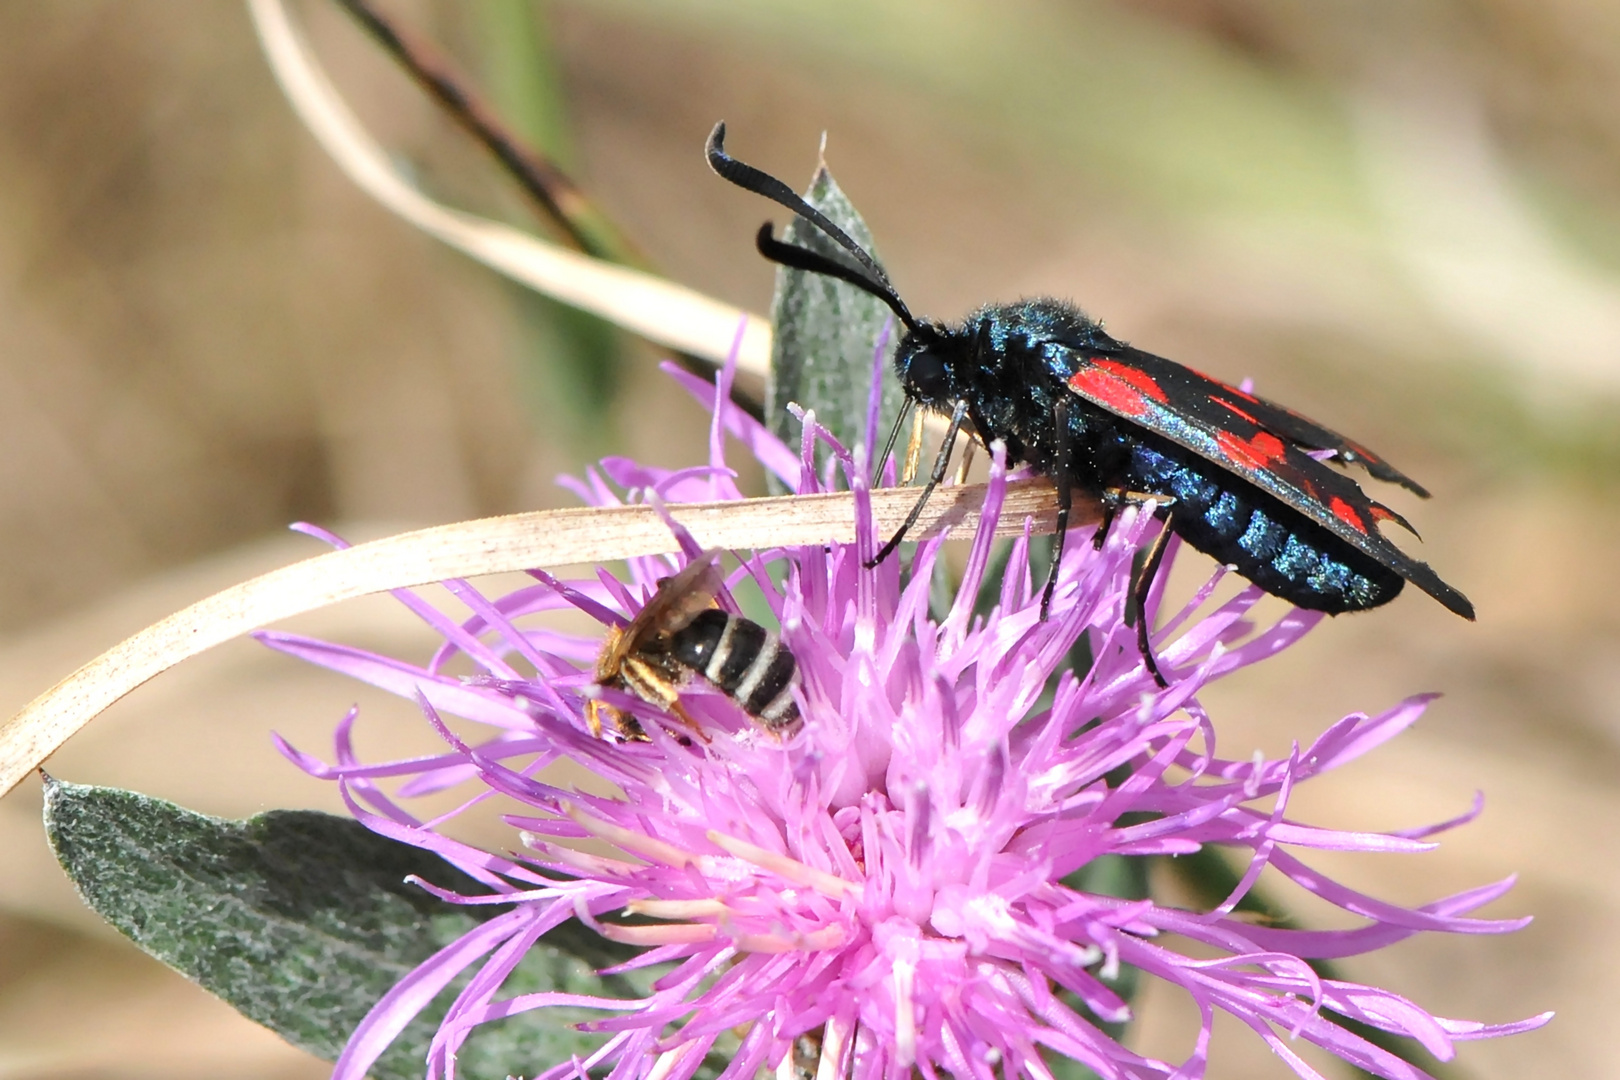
603 550 726 668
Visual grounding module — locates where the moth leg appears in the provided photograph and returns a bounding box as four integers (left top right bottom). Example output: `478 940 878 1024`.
1088 488 1176 683
869 398 969 567
1040 397 1076 620
1129 519 1175 688
1095 487 1174 549
1088 488 1153 553
1091 501 1117 552
873 399 914 485
1091 487 1150 551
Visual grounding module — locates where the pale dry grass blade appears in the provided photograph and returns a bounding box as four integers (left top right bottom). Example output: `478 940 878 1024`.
246 0 771 373
0 480 1067 796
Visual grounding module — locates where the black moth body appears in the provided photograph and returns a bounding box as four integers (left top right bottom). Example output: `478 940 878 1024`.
890 298 1472 620
705 123 1473 685
591 550 800 737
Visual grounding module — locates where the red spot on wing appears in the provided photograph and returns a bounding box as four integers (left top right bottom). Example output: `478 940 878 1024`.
1215 430 1287 472
1211 397 1259 425
1092 359 1169 403
1329 496 1367 533
1069 364 1155 417
1369 505 1397 523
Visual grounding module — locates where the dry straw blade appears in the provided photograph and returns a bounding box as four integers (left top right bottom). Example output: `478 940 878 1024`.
0 481 1068 797
246 0 771 372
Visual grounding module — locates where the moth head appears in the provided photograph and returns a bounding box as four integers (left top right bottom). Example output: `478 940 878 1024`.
893 323 965 410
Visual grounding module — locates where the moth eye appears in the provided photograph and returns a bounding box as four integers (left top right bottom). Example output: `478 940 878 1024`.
905 351 949 399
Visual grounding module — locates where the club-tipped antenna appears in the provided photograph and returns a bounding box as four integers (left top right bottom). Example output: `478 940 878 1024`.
707 122 918 331
754 225 917 331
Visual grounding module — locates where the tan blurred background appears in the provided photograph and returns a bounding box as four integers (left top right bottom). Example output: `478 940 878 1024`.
0 0 1616 1076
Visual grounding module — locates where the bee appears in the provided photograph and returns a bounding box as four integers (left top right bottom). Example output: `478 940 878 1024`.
589 550 801 737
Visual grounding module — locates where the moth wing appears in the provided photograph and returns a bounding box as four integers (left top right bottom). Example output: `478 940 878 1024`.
1062 350 1472 618
1095 345 1430 496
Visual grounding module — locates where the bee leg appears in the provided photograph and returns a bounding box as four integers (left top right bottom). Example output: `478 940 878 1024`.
590 694 645 741
619 661 709 743
1128 519 1175 688
868 398 969 567
667 700 712 745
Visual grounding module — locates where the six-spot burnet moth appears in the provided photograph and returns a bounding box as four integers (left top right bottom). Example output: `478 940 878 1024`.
706 122 1472 686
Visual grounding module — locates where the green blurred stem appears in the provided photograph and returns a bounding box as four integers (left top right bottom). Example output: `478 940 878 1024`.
471 0 626 456
332 0 640 267
477 0 573 171
503 282 624 458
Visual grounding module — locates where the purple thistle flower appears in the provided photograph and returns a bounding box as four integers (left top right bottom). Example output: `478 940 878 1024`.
262 354 1548 1080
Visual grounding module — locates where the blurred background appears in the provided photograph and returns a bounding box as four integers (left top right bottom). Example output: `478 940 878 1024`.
0 0 1615 1076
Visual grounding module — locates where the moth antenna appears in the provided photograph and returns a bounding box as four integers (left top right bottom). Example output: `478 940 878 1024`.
755 225 918 331
707 122 917 331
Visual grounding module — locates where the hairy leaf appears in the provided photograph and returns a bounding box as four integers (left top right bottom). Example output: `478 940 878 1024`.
767 162 904 490
44 777 642 1079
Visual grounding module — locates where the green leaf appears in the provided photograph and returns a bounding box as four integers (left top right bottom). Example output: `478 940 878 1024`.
509 283 628 464
43 777 644 1079
767 161 906 491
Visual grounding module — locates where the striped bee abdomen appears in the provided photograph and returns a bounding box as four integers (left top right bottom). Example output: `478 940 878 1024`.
669 609 800 731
